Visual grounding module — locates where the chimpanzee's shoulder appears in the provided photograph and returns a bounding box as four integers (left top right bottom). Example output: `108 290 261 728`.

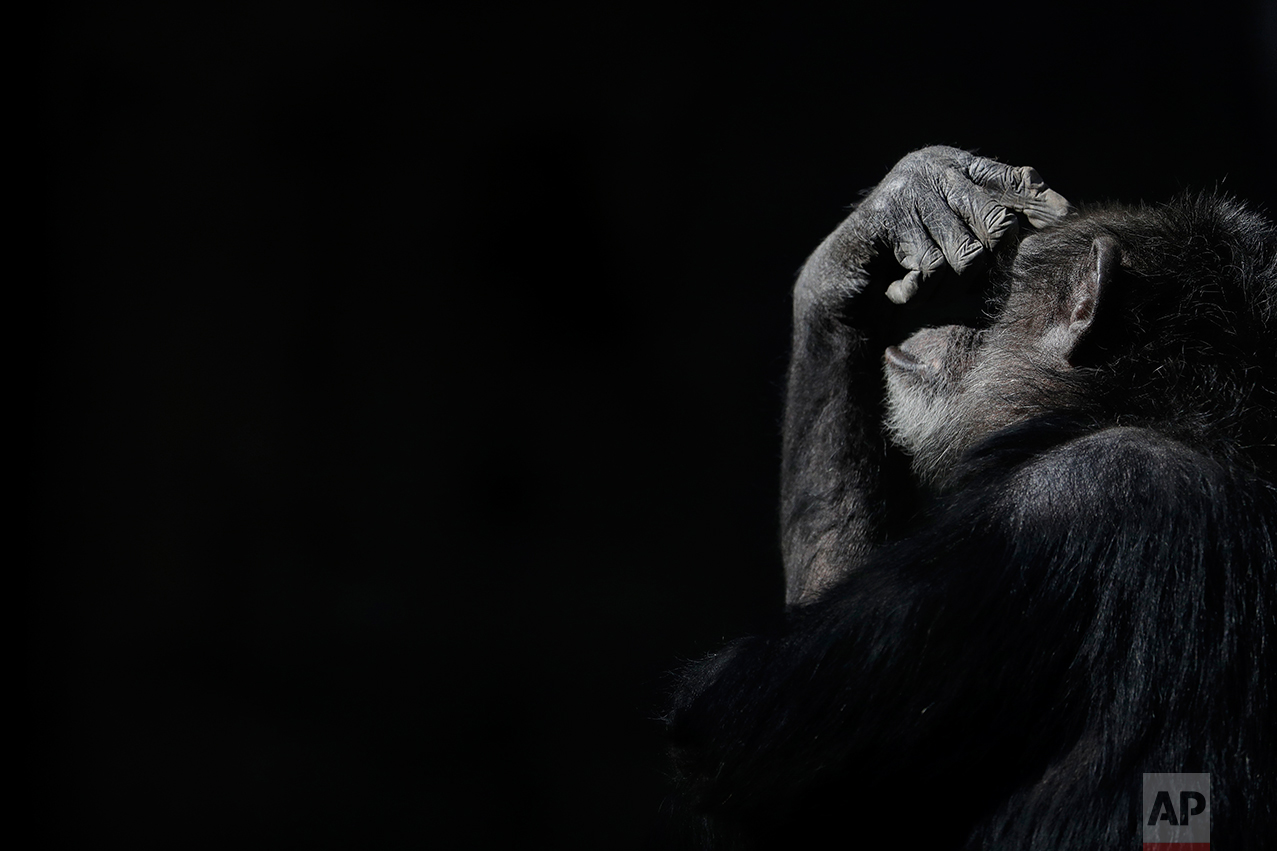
1000 426 1267 528
1044 426 1220 474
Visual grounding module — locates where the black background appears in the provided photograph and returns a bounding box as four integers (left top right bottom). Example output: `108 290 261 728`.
37 4 1277 848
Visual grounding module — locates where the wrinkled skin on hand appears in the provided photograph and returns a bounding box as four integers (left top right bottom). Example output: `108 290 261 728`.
854 146 1071 303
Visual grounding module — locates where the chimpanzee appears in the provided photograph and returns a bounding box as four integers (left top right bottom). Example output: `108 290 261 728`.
661 146 1276 849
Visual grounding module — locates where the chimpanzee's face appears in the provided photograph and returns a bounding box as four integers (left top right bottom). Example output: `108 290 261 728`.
882 236 1073 488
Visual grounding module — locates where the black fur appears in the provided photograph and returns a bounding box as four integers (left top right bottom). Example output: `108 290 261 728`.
661 149 1277 850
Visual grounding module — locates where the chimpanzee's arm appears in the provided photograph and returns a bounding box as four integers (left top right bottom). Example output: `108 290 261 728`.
782 146 1070 604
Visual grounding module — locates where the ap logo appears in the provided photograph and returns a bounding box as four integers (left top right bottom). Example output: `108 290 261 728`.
1143 773 1210 849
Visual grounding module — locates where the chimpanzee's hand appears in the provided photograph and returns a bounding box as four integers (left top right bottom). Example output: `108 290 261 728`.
857 146 1071 304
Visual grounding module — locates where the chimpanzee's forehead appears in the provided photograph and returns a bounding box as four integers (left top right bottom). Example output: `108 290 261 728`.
1008 224 1089 279
1012 230 1057 263
982 230 1049 296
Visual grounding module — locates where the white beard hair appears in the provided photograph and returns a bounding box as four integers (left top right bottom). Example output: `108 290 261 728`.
883 371 987 490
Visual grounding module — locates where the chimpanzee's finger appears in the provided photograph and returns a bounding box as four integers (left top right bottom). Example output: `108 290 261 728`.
886 269 924 305
917 195 985 274
941 169 1020 250
886 217 947 303
891 216 946 277
963 156 1072 228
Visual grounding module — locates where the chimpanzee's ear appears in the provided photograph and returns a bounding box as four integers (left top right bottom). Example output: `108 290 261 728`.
1050 235 1120 364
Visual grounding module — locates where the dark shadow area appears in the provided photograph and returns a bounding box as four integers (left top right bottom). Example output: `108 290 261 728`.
36 4 1276 848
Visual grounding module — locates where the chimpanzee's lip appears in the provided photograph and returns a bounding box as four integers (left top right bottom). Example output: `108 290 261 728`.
884 345 922 371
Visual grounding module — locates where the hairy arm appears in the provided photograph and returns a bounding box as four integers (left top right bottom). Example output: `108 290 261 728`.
782 146 1070 604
